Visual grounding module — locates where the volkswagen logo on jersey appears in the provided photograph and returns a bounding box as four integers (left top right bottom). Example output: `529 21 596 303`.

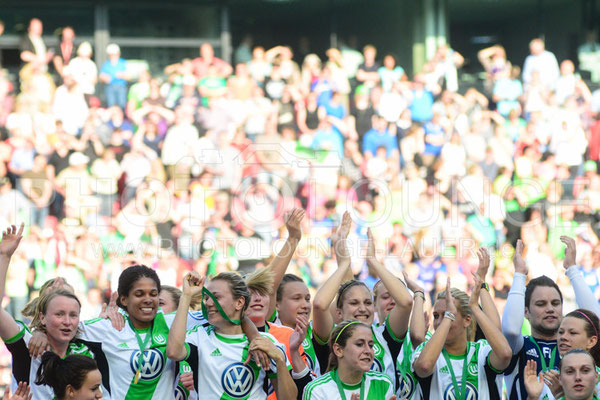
174 385 188 400
370 358 383 373
302 338 311 348
467 363 478 376
397 374 416 399
443 382 478 400
221 362 255 399
129 349 165 381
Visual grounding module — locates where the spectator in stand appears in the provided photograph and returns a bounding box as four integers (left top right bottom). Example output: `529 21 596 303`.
52 66 88 135
356 44 380 88
362 114 399 160
378 53 405 93
192 42 232 79
21 154 53 227
409 74 437 123
52 26 76 78
555 59 592 105
247 46 272 87
68 42 97 98
493 64 523 117
99 43 128 109
19 18 53 71
228 63 256 100
126 69 151 117
522 38 560 90
478 44 509 93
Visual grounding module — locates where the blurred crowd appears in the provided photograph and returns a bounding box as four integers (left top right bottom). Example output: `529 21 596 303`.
1 17 600 385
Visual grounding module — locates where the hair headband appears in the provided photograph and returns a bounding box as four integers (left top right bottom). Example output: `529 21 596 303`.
574 310 599 338
334 321 362 344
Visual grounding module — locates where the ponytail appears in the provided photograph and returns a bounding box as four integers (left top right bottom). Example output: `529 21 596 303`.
36 352 98 399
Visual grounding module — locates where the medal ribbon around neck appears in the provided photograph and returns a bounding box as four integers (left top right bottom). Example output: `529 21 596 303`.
128 318 154 384
201 287 242 326
333 368 366 400
441 342 472 400
528 336 557 372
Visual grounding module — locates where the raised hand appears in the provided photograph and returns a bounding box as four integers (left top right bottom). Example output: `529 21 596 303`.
366 228 378 261
444 277 457 314
105 292 125 331
0 224 24 257
469 273 483 310
249 337 284 363
285 208 305 240
543 369 563 398
513 239 528 275
331 211 351 261
289 315 309 353
523 360 544 400
182 272 205 297
402 270 424 294
560 236 577 269
476 247 490 280
3 382 32 400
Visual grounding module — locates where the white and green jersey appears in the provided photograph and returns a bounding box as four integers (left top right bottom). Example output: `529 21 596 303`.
302 370 394 400
5 321 94 400
79 313 177 400
395 331 432 400
183 324 292 400
411 339 504 400
371 317 405 391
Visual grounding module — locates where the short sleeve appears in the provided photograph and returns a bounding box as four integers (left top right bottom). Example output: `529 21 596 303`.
78 318 111 342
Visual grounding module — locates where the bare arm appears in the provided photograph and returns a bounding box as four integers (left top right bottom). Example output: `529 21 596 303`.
366 229 412 340
403 271 426 348
266 209 304 319
312 212 352 341
476 248 501 331
414 278 455 377
166 272 204 361
0 224 25 340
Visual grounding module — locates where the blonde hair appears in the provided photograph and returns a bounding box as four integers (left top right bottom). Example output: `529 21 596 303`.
436 288 477 341
161 285 202 310
244 268 274 297
31 290 81 334
22 278 74 319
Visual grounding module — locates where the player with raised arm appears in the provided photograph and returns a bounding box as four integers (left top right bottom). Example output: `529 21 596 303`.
166 271 297 400
312 212 413 389
302 320 397 400
412 267 512 400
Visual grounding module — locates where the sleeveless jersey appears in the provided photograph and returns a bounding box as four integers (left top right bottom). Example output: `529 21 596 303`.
412 339 504 400
504 336 559 400
78 313 177 400
5 321 94 400
184 324 291 400
302 370 394 400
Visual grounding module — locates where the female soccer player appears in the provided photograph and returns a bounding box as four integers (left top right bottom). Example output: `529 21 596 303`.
412 271 513 399
312 213 413 387
302 320 395 399
0 224 92 400
166 271 298 399
35 352 102 399
525 349 599 400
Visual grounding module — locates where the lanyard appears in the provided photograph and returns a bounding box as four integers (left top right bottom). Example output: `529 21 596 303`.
442 342 471 400
398 336 412 392
333 369 365 400
201 287 241 325
528 337 557 372
128 319 153 384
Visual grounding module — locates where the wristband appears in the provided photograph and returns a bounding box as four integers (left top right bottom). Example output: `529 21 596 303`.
414 291 425 299
444 312 456 321
480 282 490 291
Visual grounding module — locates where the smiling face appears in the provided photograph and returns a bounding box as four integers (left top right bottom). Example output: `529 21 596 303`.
40 295 80 345
525 286 563 337
67 369 103 400
337 285 374 325
558 316 598 356
560 353 598 400
205 279 245 329
333 325 374 373
276 281 311 328
120 277 159 328
247 289 270 326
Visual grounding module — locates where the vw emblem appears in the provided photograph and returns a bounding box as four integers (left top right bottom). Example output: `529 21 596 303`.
221 362 255 399
443 382 478 400
174 385 187 400
370 358 383 373
397 374 416 399
129 349 165 381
